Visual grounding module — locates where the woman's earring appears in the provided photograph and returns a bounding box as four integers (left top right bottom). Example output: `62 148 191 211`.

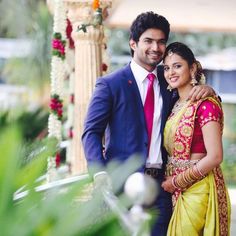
190 75 198 86
167 84 172 91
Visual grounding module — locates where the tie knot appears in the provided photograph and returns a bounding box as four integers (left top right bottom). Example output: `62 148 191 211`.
147 73 156 82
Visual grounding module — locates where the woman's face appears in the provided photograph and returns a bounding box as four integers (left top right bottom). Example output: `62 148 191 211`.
163 53 195 90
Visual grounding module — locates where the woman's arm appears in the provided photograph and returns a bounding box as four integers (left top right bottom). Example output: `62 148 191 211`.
196 121 223 174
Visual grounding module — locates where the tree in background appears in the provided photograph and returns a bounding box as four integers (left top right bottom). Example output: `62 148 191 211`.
107 29 236 57
1 0 52 105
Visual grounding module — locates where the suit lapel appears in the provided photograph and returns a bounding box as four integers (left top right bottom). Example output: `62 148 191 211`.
122 64 147 129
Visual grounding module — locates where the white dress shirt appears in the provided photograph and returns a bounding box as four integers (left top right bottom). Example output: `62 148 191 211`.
130 60 163 168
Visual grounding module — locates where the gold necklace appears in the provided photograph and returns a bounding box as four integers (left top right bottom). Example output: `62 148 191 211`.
171 99 188 115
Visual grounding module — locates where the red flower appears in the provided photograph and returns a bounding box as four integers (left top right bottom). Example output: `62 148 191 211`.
52 33 66 59
102 63 108 72
55 152 61 168
68 127 73 138
59 47 65 55
57 108 63 117
52 39 61 49
50 102 56 110
66 19 75 49
50 94 63 120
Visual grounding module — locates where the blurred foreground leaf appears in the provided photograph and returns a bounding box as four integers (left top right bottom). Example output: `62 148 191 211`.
0 126 145 236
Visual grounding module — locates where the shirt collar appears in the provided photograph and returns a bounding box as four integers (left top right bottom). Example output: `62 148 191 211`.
130 59 158 84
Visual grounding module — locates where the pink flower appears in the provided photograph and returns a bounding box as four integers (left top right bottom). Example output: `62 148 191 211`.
52 39 61 49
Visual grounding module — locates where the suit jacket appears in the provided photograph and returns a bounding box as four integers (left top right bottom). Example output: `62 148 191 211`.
82 63 177 173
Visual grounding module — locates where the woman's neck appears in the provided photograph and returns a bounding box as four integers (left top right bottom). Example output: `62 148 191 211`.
178 85 193 102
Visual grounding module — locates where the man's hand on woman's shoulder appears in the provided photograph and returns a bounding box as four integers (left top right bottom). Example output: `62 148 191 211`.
188 85 215 102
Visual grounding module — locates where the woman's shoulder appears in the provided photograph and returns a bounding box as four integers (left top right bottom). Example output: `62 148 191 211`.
197 96 222 112
200 96 221 106
195 97 223 127
189 96 221 111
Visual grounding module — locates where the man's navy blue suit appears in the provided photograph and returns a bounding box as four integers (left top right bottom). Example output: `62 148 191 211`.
82 63 177 236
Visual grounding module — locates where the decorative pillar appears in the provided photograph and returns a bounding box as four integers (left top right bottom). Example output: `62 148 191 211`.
64 0 112 174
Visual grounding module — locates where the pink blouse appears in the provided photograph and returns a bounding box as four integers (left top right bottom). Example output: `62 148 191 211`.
191 100 223 153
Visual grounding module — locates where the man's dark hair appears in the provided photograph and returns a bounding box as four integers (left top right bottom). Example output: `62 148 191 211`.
129 11 170 56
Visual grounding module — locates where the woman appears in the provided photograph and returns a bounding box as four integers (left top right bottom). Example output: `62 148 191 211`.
161 42 231 236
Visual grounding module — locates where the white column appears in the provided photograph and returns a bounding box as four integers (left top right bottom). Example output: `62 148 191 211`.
64 0 112 174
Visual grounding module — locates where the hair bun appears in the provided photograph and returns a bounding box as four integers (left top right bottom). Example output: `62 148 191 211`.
195 60 206 84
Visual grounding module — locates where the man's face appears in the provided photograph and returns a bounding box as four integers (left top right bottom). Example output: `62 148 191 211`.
130 28 166 72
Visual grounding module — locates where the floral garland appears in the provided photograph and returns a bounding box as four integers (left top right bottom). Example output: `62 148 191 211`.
66 19 74 49
52 32 66 59
48 0 67 176
50 94 63 120
78 0 103 32
68 93 74 139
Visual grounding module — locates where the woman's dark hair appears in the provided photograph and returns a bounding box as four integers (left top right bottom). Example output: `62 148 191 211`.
129 11 170 56
163 42 204 82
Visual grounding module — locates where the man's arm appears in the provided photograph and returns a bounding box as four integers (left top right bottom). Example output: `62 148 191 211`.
188 85 215 102
82 78 113 175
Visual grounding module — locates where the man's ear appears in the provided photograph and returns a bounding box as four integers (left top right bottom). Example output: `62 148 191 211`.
129 39 137 51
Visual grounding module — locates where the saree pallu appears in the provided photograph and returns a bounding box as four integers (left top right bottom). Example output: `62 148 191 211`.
164 97 231 236
166 158 231 236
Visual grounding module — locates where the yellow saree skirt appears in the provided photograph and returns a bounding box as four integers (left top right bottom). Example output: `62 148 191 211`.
167 171 231 236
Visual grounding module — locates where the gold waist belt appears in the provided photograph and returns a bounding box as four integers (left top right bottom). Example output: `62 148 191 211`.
166 156 200 176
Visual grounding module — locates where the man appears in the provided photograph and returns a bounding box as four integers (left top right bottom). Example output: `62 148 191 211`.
82 12 214 236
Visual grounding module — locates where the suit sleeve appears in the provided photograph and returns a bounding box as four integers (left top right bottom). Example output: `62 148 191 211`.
81 78 113 173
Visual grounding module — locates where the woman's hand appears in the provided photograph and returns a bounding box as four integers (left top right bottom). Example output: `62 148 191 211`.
161 176 176 193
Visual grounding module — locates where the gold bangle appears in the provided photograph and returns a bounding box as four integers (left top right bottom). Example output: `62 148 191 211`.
195 163 205 177
171 176 178 189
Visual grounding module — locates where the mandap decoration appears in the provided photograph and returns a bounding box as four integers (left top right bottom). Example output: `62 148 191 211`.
77 0 109 75
48 0 67 178
77 0 103 32
47 0 111 176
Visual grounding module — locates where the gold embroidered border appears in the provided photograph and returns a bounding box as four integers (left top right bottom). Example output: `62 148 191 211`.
213 167 229 236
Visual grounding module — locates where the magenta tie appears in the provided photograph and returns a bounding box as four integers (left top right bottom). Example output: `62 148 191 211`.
144 73 156 151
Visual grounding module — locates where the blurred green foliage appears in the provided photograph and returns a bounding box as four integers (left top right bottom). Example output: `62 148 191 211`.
107 29 236 57
0 107 48 142
0 125 134 236
221 103 236 187
0 0 49 38
1 1 53 93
